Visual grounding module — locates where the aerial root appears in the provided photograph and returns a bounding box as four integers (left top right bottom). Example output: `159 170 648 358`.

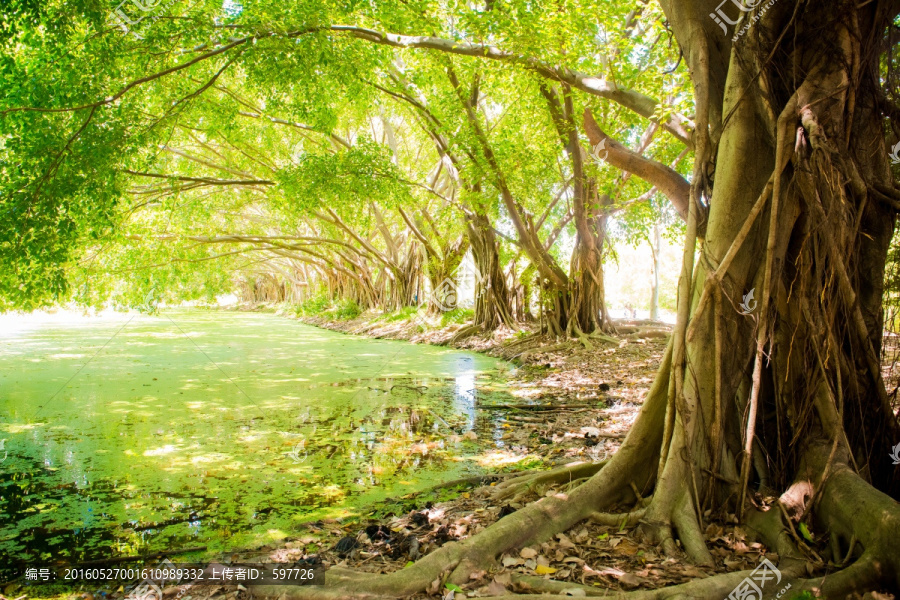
670 494 713 566
446 323 482 345
491 460 607 502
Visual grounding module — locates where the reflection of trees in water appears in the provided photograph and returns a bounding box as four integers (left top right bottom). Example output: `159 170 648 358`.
2 373 511 575
295 377 500 489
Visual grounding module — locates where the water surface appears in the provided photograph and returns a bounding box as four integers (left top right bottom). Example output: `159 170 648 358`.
0 310 514 576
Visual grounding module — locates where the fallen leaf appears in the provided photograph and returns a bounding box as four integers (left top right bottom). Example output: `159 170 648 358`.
519 547 538 559
618 573 642 587
535 565 557 575
486 580 508 596
613 539 640 555
502 555 523 567
799 522 814 542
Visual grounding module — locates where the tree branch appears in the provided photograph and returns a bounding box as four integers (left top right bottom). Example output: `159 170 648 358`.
328 25 693 146
583 107 690 220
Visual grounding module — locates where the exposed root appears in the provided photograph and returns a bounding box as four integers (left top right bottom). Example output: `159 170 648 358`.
491 460 607 502
447 323 482 345
589 507 645 527
508 574 607 596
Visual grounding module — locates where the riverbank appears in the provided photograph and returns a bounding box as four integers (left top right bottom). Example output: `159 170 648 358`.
296 307 673 407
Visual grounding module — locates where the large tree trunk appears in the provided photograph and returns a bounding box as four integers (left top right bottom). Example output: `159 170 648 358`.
566 209 613 338
465 211 516 329
637 0 900 578
650 221 661 321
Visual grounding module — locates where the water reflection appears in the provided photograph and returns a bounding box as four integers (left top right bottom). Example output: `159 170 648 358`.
0 311 515 577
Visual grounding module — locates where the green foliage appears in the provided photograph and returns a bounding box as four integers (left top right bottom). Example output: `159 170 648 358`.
276 140 410 212
296 294 361 320
0 0 690 313
329 298 362 320
440 308 474 327
296 292 332 316
383 306 421 322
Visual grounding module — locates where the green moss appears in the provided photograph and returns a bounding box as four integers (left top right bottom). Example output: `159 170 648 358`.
295 292 331 316
440 308 474 327
328 298 361 320
383 306 421 322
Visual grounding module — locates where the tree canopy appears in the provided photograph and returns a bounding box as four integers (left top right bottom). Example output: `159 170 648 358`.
1 0 692 319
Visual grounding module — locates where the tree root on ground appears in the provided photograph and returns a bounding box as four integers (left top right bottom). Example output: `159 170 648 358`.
490 460 607 502
446 323 483 345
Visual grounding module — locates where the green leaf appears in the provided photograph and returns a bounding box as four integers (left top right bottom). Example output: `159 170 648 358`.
444 583 463 592
798 522 813 542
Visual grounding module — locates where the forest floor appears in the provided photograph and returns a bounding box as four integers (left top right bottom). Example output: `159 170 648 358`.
14 308 896 600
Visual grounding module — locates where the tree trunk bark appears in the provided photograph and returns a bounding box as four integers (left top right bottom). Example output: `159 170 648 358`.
650 221 660 321
466 211 516 329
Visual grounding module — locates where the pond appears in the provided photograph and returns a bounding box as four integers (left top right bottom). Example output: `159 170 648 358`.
0 310 516 577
